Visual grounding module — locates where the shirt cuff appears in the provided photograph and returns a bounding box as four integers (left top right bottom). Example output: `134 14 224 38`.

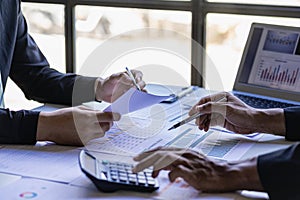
72 76 98 106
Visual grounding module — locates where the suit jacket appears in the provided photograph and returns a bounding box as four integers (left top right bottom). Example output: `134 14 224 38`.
258 107 300 200
0 0 96 144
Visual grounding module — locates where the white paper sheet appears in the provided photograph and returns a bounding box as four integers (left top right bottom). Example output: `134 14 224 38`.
104 88 170 114
0 173 21 188
0 145 81 183
0 178 154 200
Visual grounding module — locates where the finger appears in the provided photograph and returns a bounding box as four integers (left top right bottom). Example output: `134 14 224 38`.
131 69 143 82
137 80 146 90
195 115 208 131
134 147 187 161
197 114 210 131
133 149 160 162
115 72 134 86
98 122 112 132
188 94 217 116
96 112 121 122
133 151 184 173
132 153 162 173
151 156 186 178
189 92 228 116
77 105 96 111
152 153 188 172
168 165 192 182
209 113 225 128
189 104 201 116
180 150 205 160
204 117 210 131
195 102 227 118
203 115 211 132
196 114 208 126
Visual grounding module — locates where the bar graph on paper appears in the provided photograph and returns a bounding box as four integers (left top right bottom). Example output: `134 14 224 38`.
252 57 300 91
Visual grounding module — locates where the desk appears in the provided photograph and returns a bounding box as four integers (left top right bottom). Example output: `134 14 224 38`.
0 86 295 199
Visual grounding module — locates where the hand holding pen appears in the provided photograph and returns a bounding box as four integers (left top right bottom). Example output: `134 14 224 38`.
126 67 141 91
168 96 227 131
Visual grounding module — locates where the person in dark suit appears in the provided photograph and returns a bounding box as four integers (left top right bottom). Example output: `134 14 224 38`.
133 92 300 200
0 1 145 145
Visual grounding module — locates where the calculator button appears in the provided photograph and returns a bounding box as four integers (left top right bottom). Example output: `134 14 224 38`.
137 172 145 176
116 168 126 173
138 179 146 185
119 179 127 183
110 169 118 173
119 175 128 182
110 171 117 175
146 172 152 177
111 174 118 181
147 179 156 186
119 172 127 177
129 177 137 184
138 175 146 180
128 173 136 178
109 163 117 168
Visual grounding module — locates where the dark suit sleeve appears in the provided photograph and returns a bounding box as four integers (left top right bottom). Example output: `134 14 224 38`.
257 143 300 200
0 3 96 145
0 109 39 144
284 107 300 141
10 8 97 106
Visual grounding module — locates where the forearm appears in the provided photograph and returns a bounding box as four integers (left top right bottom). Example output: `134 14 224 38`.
228 157 264 191
254 108 286 136
36 109 82 146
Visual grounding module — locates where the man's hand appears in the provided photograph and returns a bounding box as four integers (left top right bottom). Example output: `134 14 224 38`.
189 92 285 135
132 147 263 192
95 70 146 103
36 106 120 146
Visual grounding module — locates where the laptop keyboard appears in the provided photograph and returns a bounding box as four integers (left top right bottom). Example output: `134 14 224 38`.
234 94 298 109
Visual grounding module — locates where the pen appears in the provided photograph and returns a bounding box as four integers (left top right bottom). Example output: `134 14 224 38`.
176 86 194 99
125 67 141 91
168 96 227 131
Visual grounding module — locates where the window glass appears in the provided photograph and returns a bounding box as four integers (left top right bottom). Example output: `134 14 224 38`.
205 13 300 91
76 6 192 86
207 0 300 7
22 3 66 72
5 3 65 110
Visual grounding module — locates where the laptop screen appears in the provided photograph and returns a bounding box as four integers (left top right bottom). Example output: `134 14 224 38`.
233 23 300 102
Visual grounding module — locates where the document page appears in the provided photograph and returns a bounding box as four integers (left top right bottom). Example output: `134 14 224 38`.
0 145 81 183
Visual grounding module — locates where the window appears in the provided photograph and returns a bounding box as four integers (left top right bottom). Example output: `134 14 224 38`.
4 3 65 110
6 0 300 109
76 6 192 86
207 0 300 7
205 14 300 91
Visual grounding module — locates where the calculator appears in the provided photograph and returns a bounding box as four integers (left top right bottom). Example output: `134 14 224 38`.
79 150 159 193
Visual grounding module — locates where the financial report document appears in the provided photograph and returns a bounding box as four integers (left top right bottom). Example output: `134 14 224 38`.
85 87 264 162
0 86 292 200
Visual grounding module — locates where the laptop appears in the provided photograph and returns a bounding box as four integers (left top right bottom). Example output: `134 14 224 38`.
232 23 300 108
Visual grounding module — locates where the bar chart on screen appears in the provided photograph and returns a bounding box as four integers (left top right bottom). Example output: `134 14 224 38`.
251 56 300 91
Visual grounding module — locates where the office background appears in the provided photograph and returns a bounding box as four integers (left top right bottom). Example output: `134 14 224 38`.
5 0 300 110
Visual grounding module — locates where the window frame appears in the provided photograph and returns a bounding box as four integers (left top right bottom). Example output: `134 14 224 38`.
22 0 300 86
